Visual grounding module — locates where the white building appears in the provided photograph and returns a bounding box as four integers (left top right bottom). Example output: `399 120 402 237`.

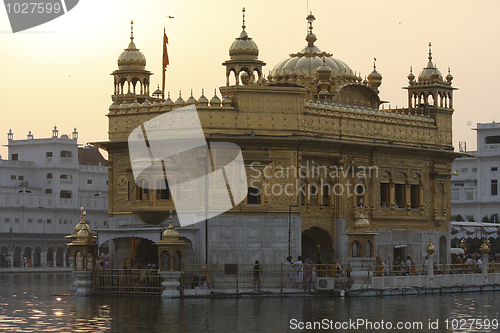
450 122 500 251
451 122 500 223
0 127 108 267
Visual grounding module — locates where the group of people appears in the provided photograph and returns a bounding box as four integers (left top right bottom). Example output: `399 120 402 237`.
283 256 317 290
1 254 12 268
451 253 486 273
375 255 418 276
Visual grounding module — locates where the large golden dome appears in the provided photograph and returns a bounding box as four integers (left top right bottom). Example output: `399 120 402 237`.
271 13 359 83
271 40 356 79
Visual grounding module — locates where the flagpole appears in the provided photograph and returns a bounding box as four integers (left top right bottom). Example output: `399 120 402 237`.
162 27 167 102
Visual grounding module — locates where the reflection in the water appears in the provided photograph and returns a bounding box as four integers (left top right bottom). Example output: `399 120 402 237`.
0 272 499 332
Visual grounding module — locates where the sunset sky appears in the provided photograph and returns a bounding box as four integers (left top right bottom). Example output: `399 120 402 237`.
0 0 499 158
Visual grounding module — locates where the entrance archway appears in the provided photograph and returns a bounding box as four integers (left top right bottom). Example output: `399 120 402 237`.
24 247 32 267
33 247 41 267
180 237 195 266
56 247 64 267
301 227 334 264
14 247 22 267
135 239 159 268
46 247 54 266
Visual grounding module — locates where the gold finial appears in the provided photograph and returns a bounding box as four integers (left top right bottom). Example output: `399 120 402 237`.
373 57 377 71
480 237 491 254
428 42 432 61
426 238 435 255
130 20 134 41
242 7 246 31
459 237 467 252
306 11 315 34
163 210 179 239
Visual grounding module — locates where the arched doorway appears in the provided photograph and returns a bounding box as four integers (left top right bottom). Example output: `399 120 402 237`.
159 249 182 271
24 247 32 267
301 227 334 264
65 248 72 267
46 247 54 266
13 247 22 267
56 247 64 267
180 237 195 266
33 247 41 267
135 239 159 268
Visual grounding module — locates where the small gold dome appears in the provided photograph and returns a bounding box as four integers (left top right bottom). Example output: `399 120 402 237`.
418 43 443 83
480 238 491 254
354 213 370 229
198 89 209 106
163 222 179 240
229 8 259 60
75 222 85 233
210 90 221 107
163 92 174 110
175 91 185 107
426 238 435 255
117 21 146 70
77 228 90 239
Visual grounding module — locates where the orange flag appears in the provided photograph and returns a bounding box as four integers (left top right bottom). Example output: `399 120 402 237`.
162 28 169 100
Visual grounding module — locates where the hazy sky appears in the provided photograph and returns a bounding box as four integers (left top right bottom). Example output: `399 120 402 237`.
0 0 499 158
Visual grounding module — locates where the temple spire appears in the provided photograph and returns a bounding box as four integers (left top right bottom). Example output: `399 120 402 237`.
242 7 246 31
306 11 315 34
130 20 134 42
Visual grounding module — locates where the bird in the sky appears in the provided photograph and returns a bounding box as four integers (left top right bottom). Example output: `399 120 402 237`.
166 15 174 19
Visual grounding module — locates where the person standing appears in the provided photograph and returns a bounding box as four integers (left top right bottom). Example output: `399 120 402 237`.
284 256 293 288
253 260 261 290
294 256 303 289
405 256 412 275
375 256 383 277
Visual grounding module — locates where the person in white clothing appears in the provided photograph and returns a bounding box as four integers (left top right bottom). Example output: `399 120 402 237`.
294 256 303 289
477 257 483 271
